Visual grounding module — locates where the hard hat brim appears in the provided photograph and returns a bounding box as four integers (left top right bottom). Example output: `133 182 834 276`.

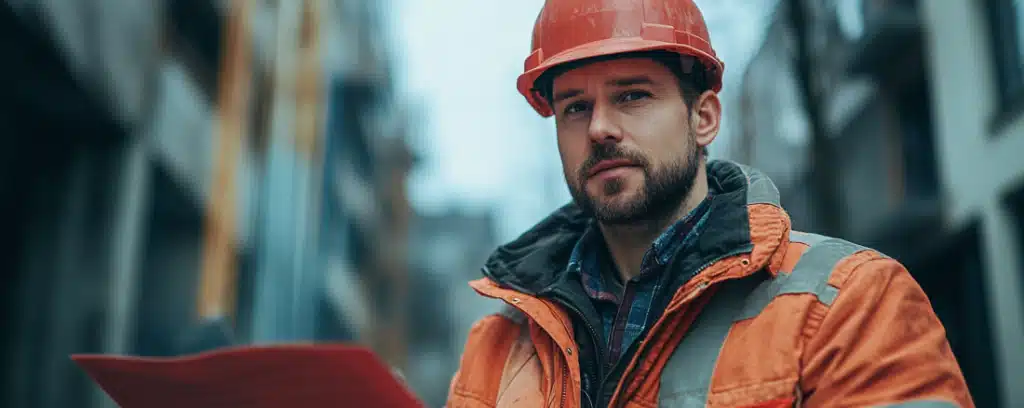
517 37 724 117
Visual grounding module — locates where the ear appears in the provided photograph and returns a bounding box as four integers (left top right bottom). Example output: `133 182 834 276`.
690 90 721 151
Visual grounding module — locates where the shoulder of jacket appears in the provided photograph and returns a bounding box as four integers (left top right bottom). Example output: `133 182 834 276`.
787 230 891 295
736 230 893 322
789 230 889 269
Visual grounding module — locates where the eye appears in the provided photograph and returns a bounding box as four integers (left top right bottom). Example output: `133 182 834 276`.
563 101 589 115
619 90 651 103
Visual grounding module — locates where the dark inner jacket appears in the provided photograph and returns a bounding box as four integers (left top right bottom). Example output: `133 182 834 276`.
480 161 759 408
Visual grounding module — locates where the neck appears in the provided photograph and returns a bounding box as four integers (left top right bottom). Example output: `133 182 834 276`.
598 166 709 283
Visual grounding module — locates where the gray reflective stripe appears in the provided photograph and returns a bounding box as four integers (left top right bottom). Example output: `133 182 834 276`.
789 238 867 302
659 231 879 405
872 401 960 408
789 230 829 246
658 274 767 407
736 163 781 206
497 304 527 325
735 236 866 321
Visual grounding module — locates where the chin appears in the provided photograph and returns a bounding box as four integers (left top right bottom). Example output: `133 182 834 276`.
594 178 642 196
593 199 648 224
592 189 643 209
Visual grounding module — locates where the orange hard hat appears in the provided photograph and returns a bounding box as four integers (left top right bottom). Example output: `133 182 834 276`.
517 0 725 117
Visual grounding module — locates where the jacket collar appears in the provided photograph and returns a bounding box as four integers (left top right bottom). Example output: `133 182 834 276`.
480 160 790 296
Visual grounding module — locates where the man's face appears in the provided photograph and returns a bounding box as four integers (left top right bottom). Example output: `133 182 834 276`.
551 57 703 225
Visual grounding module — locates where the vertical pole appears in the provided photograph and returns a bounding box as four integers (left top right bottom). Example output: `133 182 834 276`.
251 0 302 342
198 0 253 323
291 0 325 340
93 138 151 408
102 141 151 354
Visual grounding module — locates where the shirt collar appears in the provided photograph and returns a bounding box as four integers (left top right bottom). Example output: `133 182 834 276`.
568 193 715 297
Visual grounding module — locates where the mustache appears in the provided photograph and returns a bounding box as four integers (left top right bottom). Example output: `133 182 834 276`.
579 143 648 178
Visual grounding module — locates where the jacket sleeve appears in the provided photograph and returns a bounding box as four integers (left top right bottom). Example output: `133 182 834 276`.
445 314 521 408
799 257 975 408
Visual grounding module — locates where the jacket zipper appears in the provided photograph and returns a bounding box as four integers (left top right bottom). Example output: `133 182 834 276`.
551 289 602 408
560 364 569 408
479 265 597 408
608 251 749 406
483 250 752 407
596 267 663 406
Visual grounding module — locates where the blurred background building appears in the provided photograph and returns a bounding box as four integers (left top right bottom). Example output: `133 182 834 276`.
0 0 1021 407
0 0 421 406
730 0 1024 406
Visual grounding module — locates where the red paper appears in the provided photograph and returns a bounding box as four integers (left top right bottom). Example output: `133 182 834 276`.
72 344 425 408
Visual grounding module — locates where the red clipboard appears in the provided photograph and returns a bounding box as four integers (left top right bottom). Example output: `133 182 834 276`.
71 344 425 408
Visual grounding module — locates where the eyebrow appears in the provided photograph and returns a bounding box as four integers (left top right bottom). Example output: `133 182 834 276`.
552 89 583 105
551 75 656 104
608 75 654 87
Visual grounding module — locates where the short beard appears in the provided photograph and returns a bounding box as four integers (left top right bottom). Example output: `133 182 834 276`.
568 138 702 226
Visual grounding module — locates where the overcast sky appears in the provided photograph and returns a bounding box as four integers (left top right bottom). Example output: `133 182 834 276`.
386 0 779 242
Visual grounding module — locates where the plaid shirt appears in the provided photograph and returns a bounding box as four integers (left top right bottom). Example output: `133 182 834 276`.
567 195 713 369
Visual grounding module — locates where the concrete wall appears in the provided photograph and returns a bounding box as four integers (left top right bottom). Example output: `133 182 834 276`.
921 2 1024 406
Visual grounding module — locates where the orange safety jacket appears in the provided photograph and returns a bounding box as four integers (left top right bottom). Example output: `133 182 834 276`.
446 161 973 408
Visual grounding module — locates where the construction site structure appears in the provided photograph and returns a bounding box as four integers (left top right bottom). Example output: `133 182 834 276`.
0 1 416 407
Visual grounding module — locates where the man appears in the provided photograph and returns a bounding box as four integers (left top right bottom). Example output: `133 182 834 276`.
445 0 974 407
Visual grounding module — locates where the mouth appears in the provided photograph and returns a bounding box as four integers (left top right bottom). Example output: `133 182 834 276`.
587 159 638 178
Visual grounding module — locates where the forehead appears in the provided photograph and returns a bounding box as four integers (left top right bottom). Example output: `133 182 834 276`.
551 57 675 90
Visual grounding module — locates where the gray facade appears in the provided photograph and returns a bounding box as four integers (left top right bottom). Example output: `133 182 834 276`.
729 1 1024 406
922 1 1024 406
0 0 412 407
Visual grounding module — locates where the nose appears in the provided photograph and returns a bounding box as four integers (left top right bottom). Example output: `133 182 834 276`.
587 102 623 145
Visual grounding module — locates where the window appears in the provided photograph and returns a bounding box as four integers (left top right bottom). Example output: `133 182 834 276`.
986 0 1024 122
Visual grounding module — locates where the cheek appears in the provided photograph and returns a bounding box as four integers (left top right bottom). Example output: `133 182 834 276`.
635 122 695 166
645 146 690 176
556 134 588 179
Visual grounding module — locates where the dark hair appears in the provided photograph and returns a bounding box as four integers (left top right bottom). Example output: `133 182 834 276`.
534 50 711 157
